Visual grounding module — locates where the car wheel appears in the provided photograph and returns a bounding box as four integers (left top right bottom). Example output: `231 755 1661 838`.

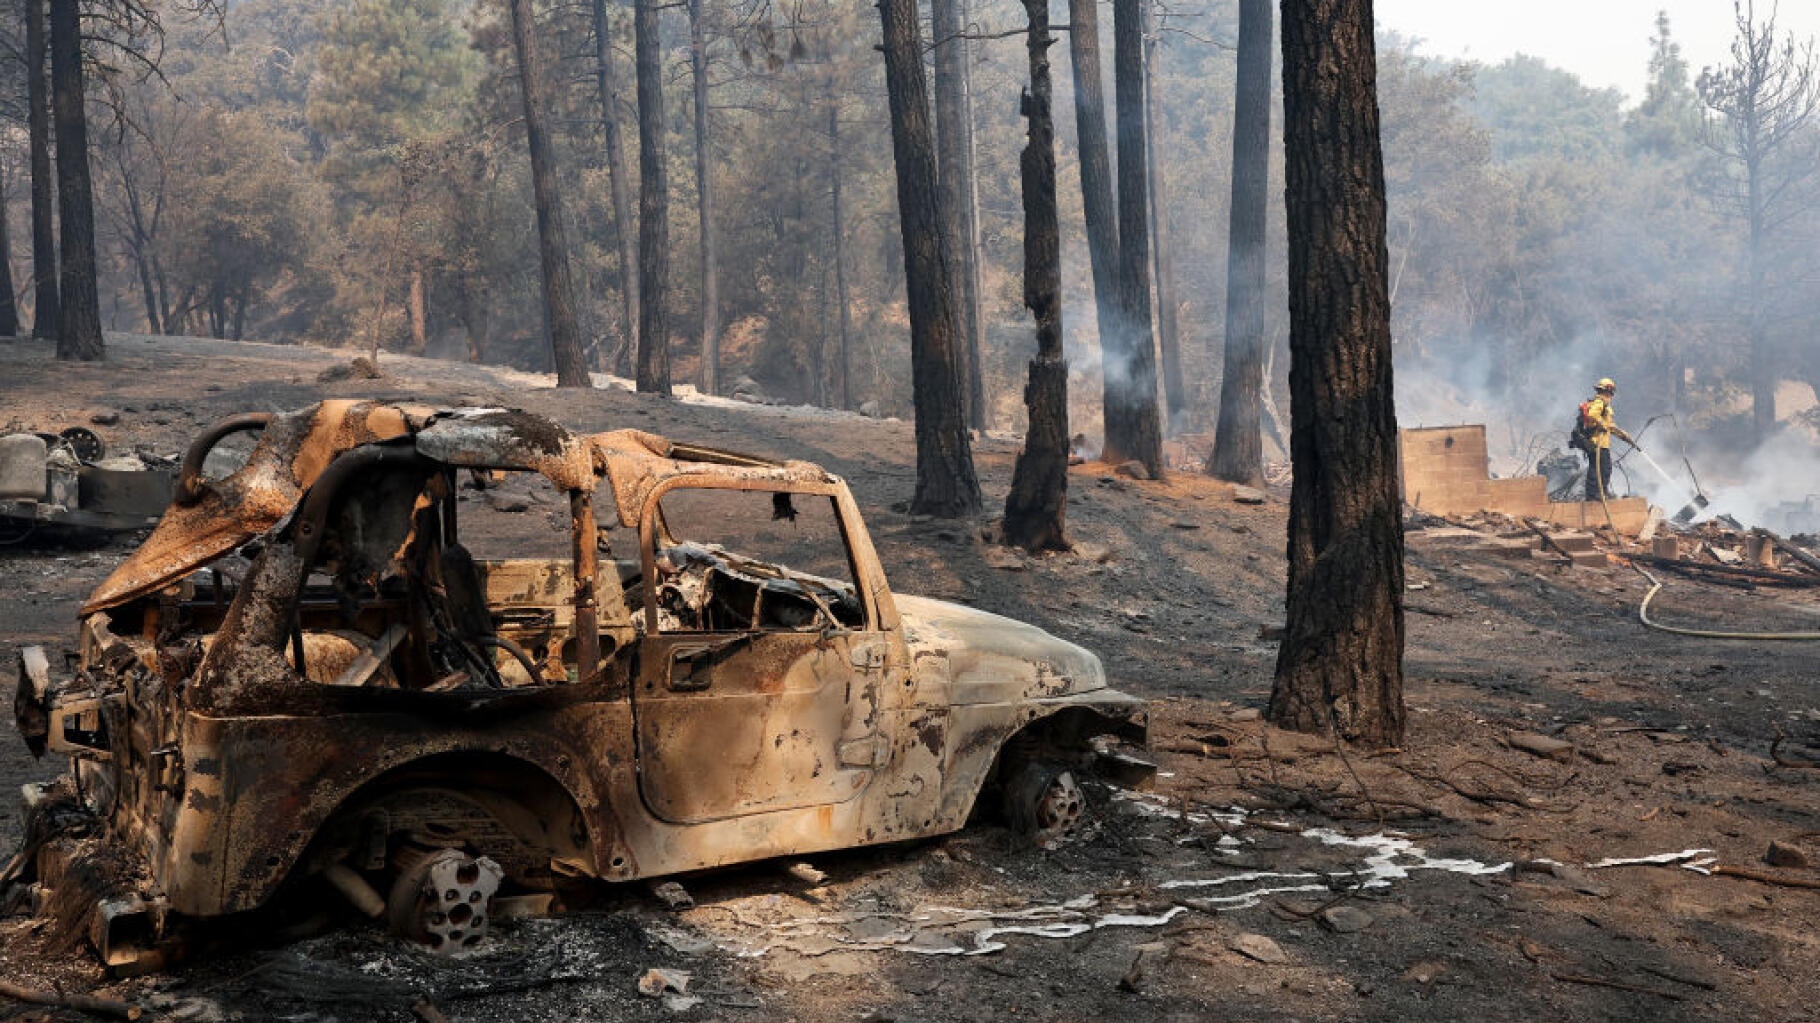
1002 760 1087 848
386 847 504 953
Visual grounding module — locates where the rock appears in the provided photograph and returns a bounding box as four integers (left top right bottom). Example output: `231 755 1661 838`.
1227 708 1261 722
1401 960 1446 985
316 356 383 382
88 410 120 426
1118 941 1170 992
781 861 828 885
1230 485 1267 504
647 880 694 911
1073 542 1114 564
1227 932 1288 964
637 967 692 997
648 925 716 955
1522 861 1609 897
1507 731 1575 761
1766 841 1809 869
662 994 703 1012
858 400 882 418
485 492 531 514
1318 905 1373 933
1114 460 1150 481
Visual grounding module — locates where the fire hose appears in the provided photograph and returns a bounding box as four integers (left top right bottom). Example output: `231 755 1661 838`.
1629 561 1820 641
1582 424 1817 639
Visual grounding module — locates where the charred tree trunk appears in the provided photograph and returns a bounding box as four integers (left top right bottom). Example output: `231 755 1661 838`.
958 1 987 425
688 0 719 394
132 248 159 333
877 0 981 517
1268 0 1405 748
50 0 102 361
509 0 593 387
119 162 161 333
591 0 640 375
634 0 671 394
1105 0 1162 476
1004 0 1068 552
1141 4 1184 425
932 0 985 427
26 0 58 340
828 89 855 411
1067 0 1121 435
407 268 428 354
0 164 17 336
1208 0 1272 485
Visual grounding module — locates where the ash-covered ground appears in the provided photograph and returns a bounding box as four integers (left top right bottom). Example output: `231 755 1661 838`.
2 334 1818 1023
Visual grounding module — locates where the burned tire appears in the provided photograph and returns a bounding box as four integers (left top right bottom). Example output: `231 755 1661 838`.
1001 760 1087 847
386 847 503 953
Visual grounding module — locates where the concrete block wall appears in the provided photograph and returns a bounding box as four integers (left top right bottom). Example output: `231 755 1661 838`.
1399 426 1492 516
1399 424 1654 534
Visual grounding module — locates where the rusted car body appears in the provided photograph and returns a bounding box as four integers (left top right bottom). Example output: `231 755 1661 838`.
11 401 1148 970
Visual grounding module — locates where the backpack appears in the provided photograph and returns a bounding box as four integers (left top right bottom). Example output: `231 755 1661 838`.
1568 400 1595 454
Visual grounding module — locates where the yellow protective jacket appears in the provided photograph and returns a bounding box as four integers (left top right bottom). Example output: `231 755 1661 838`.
1582 396 1622 450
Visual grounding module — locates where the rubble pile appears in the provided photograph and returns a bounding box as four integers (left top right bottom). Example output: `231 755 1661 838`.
1406 505 1820 589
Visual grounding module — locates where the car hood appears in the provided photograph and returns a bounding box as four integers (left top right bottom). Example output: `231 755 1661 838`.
893 594 1107 704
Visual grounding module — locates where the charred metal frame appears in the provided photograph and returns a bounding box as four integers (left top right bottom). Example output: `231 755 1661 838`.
12 403 1150 974
174 413 272 506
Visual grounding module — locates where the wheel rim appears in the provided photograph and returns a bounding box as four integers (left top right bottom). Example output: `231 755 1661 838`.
1032 770 1084 842
388 848 504 953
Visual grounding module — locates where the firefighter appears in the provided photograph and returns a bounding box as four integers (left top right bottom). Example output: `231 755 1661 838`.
1579 377 1634 501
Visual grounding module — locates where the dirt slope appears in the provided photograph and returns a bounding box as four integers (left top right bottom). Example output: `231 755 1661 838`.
1 333 1817 1023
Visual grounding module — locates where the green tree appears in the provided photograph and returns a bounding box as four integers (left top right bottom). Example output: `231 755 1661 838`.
307 0 477 352
1627 11 1701 156
1471 54 1625 165
307 0 475 187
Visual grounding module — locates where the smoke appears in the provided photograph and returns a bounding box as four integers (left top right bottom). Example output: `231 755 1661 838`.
1394 331 1637 477
1393 328 1820 532
1684 428 1820 532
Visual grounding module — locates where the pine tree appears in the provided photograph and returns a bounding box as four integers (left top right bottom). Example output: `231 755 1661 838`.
1626 11 1701 157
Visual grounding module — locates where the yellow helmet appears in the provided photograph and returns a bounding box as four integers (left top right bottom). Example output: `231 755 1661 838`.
1596 377 1616 393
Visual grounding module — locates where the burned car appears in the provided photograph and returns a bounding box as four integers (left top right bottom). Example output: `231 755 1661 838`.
10 401 1148 971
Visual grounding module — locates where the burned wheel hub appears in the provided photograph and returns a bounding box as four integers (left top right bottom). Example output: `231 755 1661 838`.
387 848 503 953
1033 770 1085 839
1004 761 1087 848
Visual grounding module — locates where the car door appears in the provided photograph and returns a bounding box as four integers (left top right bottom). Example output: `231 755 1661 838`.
631 483 889 823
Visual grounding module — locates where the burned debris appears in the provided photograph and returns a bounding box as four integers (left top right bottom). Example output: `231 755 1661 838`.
0 423 173 544
7 401 1150 972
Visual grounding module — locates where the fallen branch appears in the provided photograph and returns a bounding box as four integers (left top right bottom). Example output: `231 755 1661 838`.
1158 742 1330 763
1638 964 1718 992
1769 730 1820 770
1549 972 1683 1001
1406 603 1459 618
1707 865 1820 890
1631 554 1819 587
1523 519 1575 565
1326 710 1385 828
1760 529 1820 576
0 980 144 1020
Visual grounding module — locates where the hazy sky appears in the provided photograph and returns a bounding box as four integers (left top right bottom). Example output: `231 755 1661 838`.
1375 0 1820 104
